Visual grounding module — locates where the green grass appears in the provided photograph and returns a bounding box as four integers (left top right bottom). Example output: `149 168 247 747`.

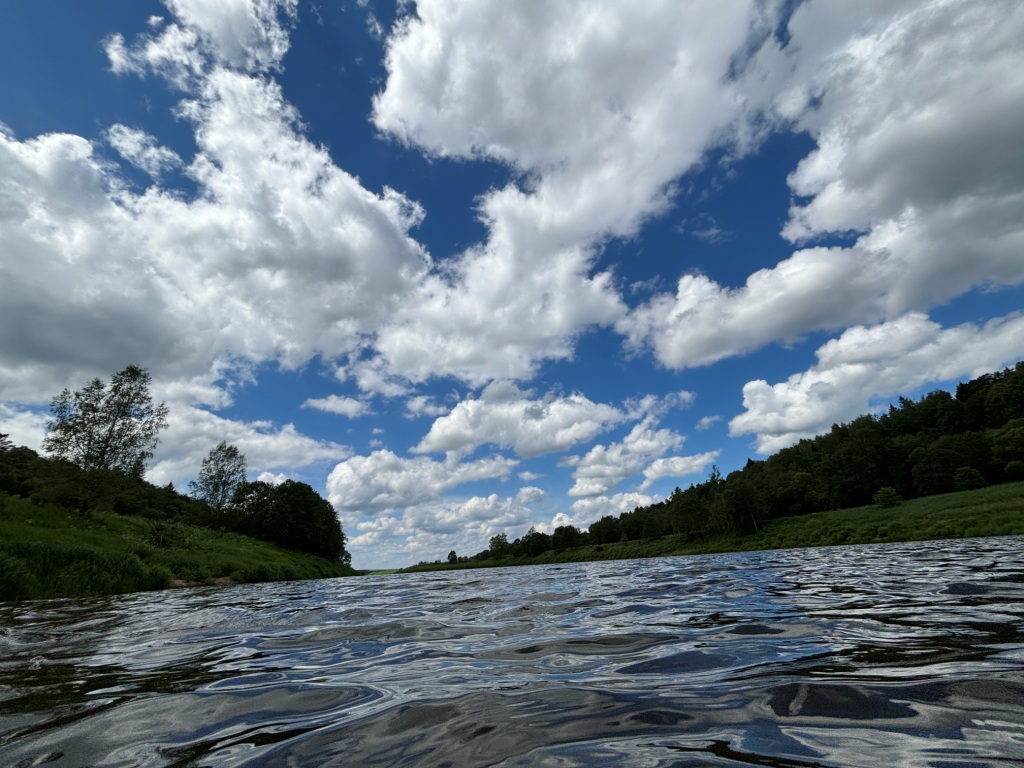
0 495 355 601
401 482 1024 572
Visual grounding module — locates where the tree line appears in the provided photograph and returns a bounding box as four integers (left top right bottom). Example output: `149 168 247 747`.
467 362 1024 562
0 365 349 564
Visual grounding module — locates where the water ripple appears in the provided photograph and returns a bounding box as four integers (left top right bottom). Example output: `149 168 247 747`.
2 536 1023 767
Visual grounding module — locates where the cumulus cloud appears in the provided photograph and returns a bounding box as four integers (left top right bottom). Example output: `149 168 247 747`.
622 0 1024 370
106 0 297 86
564 417 683 497
0 1 430 490
0 403 48 452
729 311 1024 453
367 1 774 384
641 452 720 489
1 17 428 389
570 492 656 522
413 381 626 459
326 449 517 515
403 395 448 419
302 394 371 418
147 402 351 487
346 486 541 567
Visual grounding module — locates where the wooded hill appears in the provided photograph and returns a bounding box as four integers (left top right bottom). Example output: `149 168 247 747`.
468 361 1024 562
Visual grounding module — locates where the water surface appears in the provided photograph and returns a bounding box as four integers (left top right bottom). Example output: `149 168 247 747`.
2 537 1023 766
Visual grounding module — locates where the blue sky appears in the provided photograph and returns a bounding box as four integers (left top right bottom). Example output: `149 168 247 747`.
2 0 1023 569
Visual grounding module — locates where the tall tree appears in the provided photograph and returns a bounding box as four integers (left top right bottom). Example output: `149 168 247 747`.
42 365 169 478
190 442 247 512
0 432 11 452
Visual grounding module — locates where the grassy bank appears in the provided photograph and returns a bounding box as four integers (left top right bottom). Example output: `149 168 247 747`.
402 482 1024 572
0 494 356 601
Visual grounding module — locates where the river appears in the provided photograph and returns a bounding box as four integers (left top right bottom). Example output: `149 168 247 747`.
2 536 1023 767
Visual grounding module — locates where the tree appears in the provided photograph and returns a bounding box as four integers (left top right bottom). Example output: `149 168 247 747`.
447 549 458 564
873 487 902 509
0 432 11 452
190 442 247 513
234 479 349 563
42 365 168 478
488 533 511 558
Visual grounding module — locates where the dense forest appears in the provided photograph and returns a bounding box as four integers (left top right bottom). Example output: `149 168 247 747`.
463 362 1024 563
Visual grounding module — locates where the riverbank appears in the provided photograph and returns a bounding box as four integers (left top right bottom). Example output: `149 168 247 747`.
401 481 1024 572
0 494 356 601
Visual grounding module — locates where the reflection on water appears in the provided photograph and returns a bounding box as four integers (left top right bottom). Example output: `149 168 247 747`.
2 536 1023 767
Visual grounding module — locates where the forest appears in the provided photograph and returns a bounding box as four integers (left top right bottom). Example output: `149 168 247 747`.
461 361 1024 563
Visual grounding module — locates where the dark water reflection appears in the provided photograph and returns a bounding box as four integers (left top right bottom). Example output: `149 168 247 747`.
2 536 1023 767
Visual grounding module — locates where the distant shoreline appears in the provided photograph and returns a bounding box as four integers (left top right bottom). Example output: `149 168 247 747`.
398 482 1024 573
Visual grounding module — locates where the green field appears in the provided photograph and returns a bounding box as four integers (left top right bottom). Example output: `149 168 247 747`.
402 481 1024 572
0 494 356 601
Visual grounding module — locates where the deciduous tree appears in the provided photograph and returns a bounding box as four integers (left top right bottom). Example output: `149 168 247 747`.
42 365 168 478
190 442 247 513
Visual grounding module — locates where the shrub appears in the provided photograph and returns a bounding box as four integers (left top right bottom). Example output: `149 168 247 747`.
953 466 988 492
874 487 902 508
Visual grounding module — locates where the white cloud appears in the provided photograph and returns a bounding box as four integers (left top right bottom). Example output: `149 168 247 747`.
147 401 351 487
302 394 370 418
326 449 517 515
621 0 1024 370
0 403 48 452
403 395 448 419
345 486 540 567
106 124 182 176
729 311 1024 453
570 492 656 522
367 1 773 384
641 451 720 489
564 416 683 497
413 381 626 459
695 415 720 431
107 0 298 86
1 7 429 405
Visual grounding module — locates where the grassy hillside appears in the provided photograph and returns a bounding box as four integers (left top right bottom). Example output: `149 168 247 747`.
0 494 356 601
402 481 1024 572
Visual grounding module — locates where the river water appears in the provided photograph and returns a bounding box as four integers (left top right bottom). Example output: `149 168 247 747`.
2 537 1023 767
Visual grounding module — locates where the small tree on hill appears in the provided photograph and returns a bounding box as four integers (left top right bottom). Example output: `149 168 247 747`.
43 365 168 478
190 442 247 513
873 486 902 509
0 432 12 452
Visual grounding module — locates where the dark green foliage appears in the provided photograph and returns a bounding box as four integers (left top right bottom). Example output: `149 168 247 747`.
234 479 349 563
873 487 902 508
42 365 169 478
954 466 988 491
551 524 583 552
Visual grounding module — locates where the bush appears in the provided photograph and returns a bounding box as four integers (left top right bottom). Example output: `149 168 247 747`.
953 466 988 492
874 487 902 508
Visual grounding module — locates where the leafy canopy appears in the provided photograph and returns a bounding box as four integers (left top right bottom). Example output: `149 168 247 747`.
190 442 247 512
42 365 169 478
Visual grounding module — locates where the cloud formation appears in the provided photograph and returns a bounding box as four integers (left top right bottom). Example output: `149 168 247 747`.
730 311 1024 453
413 381 626 459
621 0 1024 369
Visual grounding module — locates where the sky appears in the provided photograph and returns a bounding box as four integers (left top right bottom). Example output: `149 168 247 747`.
1 0 1023 570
